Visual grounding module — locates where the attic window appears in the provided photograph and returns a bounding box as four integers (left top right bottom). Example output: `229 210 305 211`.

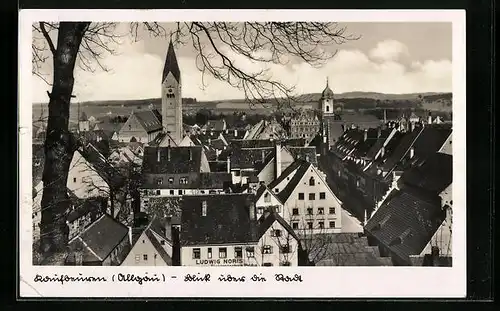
309 177 315 186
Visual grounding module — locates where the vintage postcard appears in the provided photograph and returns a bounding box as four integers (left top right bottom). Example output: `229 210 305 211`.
19 9 466 298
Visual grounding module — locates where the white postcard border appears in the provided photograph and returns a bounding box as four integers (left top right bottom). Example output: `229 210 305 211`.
18 9 466 298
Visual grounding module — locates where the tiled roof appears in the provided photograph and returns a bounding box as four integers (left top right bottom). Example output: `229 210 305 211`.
400 152 452 195
258 211 300 242
67 198 105 223
142 146 203 174
312 233 392 266
133 110 162 133
180 194 259 246
230 147 273 169
365 188 446 263
332 129 365 159
380 127 424 173
230 138 305 149
267 159 304 190
288 146 318 165
69 214 130 262
145 229 172 265
162 40 181 83
274 160 311 204
199 172 232 189
364 128 394 160
205 119 226 131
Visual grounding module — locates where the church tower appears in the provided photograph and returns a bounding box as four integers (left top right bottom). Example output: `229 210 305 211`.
161 39 183 144
321 77 334 116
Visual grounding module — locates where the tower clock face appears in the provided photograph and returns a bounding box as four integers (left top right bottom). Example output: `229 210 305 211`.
168 89 173 93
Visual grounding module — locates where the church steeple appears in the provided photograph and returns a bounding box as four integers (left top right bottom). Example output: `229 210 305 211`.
162 39 181 83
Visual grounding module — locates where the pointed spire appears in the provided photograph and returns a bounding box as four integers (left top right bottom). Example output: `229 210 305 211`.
162 38 181 83
326 76 329 87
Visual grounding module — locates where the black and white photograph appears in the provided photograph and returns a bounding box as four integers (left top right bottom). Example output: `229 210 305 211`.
19 9 466 298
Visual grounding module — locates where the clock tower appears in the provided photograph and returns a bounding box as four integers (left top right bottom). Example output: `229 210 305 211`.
161 39 183 144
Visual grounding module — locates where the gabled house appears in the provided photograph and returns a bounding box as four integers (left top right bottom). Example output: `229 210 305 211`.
179 194 300 266
244 118 287 140
121 215 173 266
66 213 131 266
266 159 352 234
118 109 163 143
139 146 232 208
254 184 284 218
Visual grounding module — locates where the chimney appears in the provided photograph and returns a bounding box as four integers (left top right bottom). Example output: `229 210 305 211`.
189 149 192 161
128 226 133 245
167 147 171 161
383 109 387 124
226 157 231 173
234 129 237 137
261 149 266 163
208 138 211 145
157 149 161 162
275 141 282 179
428 112 432 124
409 147 415 159
364 129 368 141
410 122 415 132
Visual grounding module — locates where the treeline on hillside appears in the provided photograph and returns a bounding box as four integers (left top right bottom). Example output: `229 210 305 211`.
183 109 272 127
338 98 421 110
365 108 452 121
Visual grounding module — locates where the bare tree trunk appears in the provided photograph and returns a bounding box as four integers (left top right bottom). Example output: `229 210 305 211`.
40 22 90 258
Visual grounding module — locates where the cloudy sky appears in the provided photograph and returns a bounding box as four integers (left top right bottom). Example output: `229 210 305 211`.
32 22 452 103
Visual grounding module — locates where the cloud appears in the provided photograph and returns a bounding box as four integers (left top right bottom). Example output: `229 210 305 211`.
369 39 409 62
31 38 452 103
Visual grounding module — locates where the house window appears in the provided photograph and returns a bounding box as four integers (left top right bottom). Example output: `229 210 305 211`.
262 245 273 254
234 247 243 258
73 177 76 183
319 221 324 229
309 177 315 186
274 188 279 193
246 246 255 258
264 193 271 203
219 247 227 258
207 248 212 259
168 177 174 184
329 207 336 214
318 207 324 215
234 171 241 176
160 240 165 245
156 178 163 185
257 207 264 215
135 255 140 263
329 221 336 228
307 222 313 229
320 192 326 200
200 190 205 194
179 177 188 184
192 248 201 259
178 190 183 195
298 193 304 200
143 254 148 261
281 244 290 254
202 201 207 216
292 208 299 215
309 193 315 200
307 208 313 215
292 222 299 229
271 229 282 237
156 190 160 195
169 190 174 195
